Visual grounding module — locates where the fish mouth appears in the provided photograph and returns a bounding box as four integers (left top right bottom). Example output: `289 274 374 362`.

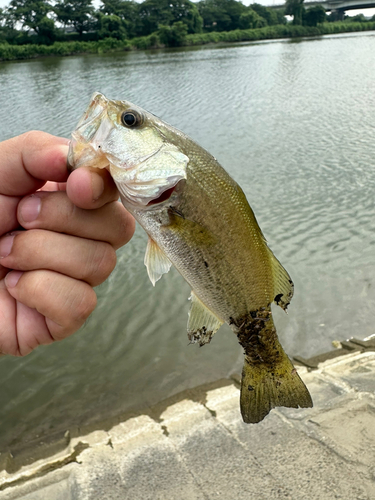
67 92 112 172
67 133 110 172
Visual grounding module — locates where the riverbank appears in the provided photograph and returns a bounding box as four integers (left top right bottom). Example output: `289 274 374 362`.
1 21 375 62
1 341 375 499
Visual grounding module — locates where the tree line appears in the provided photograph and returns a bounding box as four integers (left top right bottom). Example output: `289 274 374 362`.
0 0 372 47
0 0 287 45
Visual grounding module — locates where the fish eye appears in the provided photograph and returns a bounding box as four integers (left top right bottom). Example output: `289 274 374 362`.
121 110 143 128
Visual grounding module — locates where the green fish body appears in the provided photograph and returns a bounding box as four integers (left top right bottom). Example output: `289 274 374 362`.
68 93 312 423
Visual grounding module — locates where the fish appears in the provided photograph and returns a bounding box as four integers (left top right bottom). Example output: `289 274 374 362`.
68 92 313 424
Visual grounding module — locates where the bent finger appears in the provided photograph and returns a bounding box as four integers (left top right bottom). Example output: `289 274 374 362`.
1 131 69 196
0 278 52 357
0 230 117 287
0 194 20 236
5 270 97 342
17 191 135 249
15 302 54 357
66 167 119 209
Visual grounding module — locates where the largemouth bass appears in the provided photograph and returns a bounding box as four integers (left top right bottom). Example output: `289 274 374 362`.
68 92 312 423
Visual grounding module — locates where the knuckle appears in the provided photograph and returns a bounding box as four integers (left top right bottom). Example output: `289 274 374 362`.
113 208 136 249
38 191 75 229
21 131 52 154
50 192 76 227
72 286 97 323
22 229 45 253
97 244 117 279
83 243 117 285
10 230 43 264
21 130 41 144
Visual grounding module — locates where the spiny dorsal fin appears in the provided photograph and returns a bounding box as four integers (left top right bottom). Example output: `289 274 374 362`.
144 237 172 286
188 292 223 346
266 247 294 311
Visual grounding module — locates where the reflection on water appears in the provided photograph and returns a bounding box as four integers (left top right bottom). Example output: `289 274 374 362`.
1 32 375 451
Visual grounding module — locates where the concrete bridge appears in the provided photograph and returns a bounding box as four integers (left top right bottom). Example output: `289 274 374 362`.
270 0 375 11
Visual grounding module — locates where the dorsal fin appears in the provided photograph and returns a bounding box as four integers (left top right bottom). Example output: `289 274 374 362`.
266 247 294 311
188 292 223 346
144 237 172 286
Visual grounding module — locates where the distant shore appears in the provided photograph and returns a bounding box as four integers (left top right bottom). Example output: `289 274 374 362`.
1 22 374 62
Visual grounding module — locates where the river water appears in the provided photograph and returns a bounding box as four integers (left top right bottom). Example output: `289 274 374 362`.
1 32 375 452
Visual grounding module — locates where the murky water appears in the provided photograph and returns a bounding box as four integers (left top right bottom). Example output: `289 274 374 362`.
1 32 375 452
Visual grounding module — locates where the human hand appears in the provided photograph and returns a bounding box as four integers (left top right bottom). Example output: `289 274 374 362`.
0 131 135 356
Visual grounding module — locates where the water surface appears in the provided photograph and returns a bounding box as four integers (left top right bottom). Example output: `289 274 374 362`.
1 32 375 452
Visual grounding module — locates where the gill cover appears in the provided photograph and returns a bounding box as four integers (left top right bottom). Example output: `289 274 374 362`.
110 143 189 206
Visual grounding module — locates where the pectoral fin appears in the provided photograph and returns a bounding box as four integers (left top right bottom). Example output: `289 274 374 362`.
144 237 172 286
188 292 223 346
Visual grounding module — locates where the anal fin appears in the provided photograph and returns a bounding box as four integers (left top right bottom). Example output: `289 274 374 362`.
144 237 172 286
188 292 223 346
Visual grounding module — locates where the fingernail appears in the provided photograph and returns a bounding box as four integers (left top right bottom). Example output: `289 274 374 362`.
59 138 70 146
20 195 41 223
92 174 105 201
0 235 15 258
57 144 70 156
5 271 23 288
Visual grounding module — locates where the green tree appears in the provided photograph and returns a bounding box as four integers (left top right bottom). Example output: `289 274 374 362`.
6 0 52 33
98 13 127 39
0 6 21 43
250 3 279 26
37 15 56 41
275 8 287 25
137 0 202 36
99 0 138 37
285 0 305 25
54 0 95 35
197 0 247 32
348 13 366 22
239 9 266 29
158 20 188 46
303 5 326 26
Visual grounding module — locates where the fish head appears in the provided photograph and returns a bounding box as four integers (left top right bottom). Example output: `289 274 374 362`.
68 92 189 207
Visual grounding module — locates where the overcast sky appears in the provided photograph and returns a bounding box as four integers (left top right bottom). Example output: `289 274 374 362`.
0 0 373 19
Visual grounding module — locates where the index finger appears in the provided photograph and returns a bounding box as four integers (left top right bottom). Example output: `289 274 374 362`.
0 131 69 197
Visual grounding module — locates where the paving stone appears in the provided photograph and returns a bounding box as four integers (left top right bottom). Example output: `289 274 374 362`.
160 398 214 438
109 415 164 449
0 467 76 500
17 478 72 500
72 446 124 500
214 409 368 500
304 393 375 467
159 398 283 499
118 442 207 500
322 352 375 393
2 353 375 500
172 417 288 499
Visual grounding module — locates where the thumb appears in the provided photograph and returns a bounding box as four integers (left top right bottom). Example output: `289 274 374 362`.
1 131 69 197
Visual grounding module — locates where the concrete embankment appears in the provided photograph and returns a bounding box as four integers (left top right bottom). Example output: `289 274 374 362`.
1 341 375 500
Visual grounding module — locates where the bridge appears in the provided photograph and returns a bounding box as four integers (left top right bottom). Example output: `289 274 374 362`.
270 0 375 11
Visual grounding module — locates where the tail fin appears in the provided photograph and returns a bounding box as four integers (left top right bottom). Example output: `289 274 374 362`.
240 352 312 424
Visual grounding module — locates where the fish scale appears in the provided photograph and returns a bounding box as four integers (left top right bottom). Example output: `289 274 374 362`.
68 92 312 423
